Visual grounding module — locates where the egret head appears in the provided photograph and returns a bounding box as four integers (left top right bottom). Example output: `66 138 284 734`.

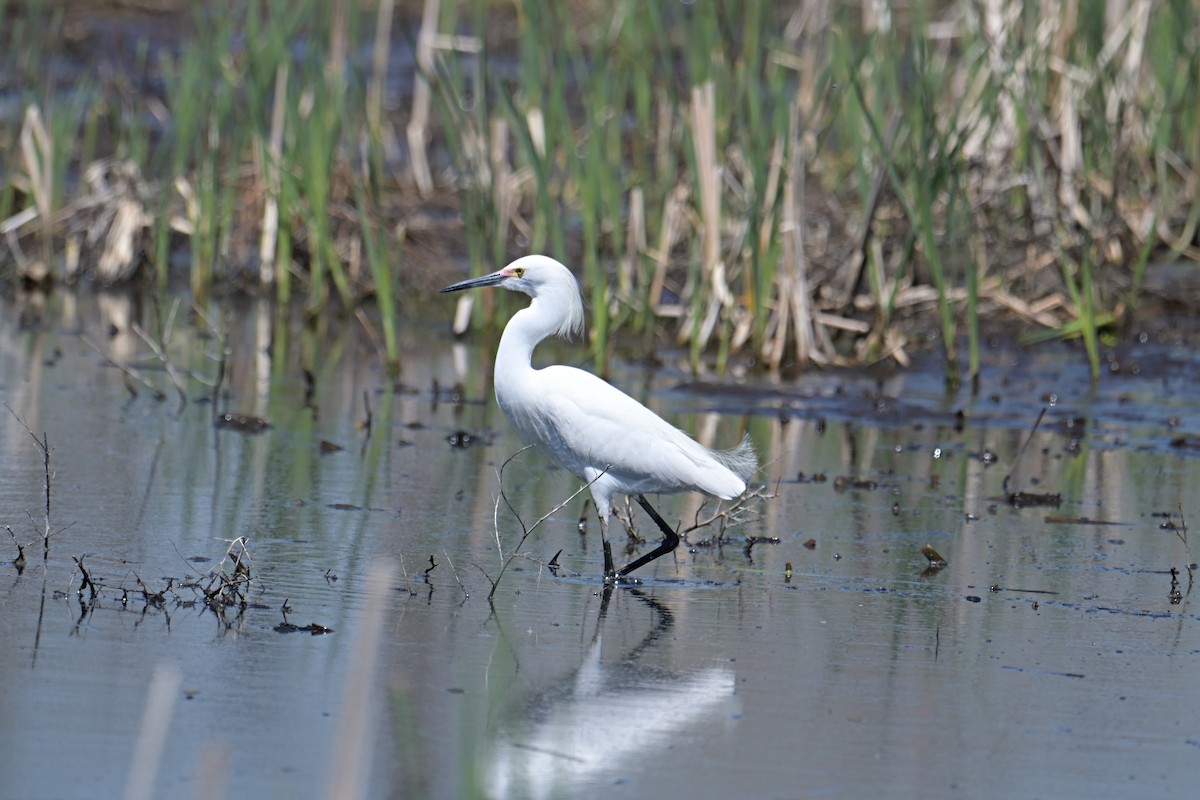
440 255 585 339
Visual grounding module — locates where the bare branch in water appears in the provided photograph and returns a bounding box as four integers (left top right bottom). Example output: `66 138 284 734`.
486 446 604 600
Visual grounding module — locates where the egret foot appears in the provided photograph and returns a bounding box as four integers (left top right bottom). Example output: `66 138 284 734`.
612 494 681 579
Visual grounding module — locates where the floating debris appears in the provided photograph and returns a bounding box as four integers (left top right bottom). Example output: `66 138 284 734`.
1043 515 1125 525
833 475 877 492
274 621 335 635
448 429 481 448
215 412 272 434
1170 567 1183 605
743 535 780 559
276 598 334 634
1008 491 1062 509
921 543 948 568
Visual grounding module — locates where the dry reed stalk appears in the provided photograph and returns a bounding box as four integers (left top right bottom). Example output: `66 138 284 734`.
785 0 829 117
1106 0 1151 136
324 561 398 800
59 159 151 284
327 0 349 87
18 104 53 280
756 137 784 280
690 81 731 349
96 198 148 282
983 285 1065 327
653 86 672 179
692 82 721 280
0 205 38 235
259 63 288 284
18 106 51 222
172 176 198 237
490 117 512 232
965 0 1019 166
871 328 911 367
729 305 754 351
1044 0 1093 229
768 102 825 369
525 107 546 159
864 0 892 34
619 186 645 303
648 184 689 314
368 0 396 137
1054 74 1091 229
408 0 440 195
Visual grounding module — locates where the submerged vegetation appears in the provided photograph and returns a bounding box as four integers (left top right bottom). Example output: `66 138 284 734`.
0 0 1197 381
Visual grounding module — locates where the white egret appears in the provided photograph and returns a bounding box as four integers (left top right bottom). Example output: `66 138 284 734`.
440 254 756 581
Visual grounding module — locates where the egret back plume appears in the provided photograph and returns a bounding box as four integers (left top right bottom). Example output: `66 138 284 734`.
713 434 757 483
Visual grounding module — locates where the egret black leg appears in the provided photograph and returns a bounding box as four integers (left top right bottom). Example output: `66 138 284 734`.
596 515 618 581
614 494 680 578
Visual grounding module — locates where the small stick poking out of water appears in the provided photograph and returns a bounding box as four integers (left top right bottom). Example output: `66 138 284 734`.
921 543 948 568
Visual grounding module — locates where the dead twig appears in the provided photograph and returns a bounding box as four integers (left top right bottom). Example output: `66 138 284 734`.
130 321 189 408
72 556 99 600
1003 407 1048 497
683 483 772 539
443 550 468 597
80 335 166 401
3 403 71 560
6 525 27 573
1163 505 1194 599
486 446 604 600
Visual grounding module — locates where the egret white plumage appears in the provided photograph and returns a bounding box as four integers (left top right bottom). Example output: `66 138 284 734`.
440 254 756 581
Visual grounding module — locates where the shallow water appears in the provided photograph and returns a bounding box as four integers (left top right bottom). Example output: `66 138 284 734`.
1 289 1198 799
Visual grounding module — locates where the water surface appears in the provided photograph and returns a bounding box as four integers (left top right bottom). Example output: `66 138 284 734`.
1 289 1198 799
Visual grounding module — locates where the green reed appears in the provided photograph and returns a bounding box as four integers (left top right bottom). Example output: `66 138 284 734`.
354 178 400 370
2 0 1198 379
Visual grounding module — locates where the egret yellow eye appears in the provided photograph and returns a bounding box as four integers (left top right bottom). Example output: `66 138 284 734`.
513 267 525 277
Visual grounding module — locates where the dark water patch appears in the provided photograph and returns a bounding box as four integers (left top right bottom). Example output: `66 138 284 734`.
668 333 1200 462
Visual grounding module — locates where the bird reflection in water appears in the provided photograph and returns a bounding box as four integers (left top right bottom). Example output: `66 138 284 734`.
483 589 739 798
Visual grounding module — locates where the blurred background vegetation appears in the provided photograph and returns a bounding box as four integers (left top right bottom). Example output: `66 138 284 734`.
1 0 1197 381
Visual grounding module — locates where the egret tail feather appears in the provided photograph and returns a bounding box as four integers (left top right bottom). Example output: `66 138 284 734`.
713 433 757 484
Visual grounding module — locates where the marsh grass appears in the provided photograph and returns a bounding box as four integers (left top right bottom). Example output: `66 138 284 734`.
1 0 1197 376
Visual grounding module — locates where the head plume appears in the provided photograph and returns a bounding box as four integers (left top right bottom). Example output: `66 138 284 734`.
504 255 585 340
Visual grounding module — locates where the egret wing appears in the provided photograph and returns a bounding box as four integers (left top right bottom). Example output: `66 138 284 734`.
533 366 742 498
